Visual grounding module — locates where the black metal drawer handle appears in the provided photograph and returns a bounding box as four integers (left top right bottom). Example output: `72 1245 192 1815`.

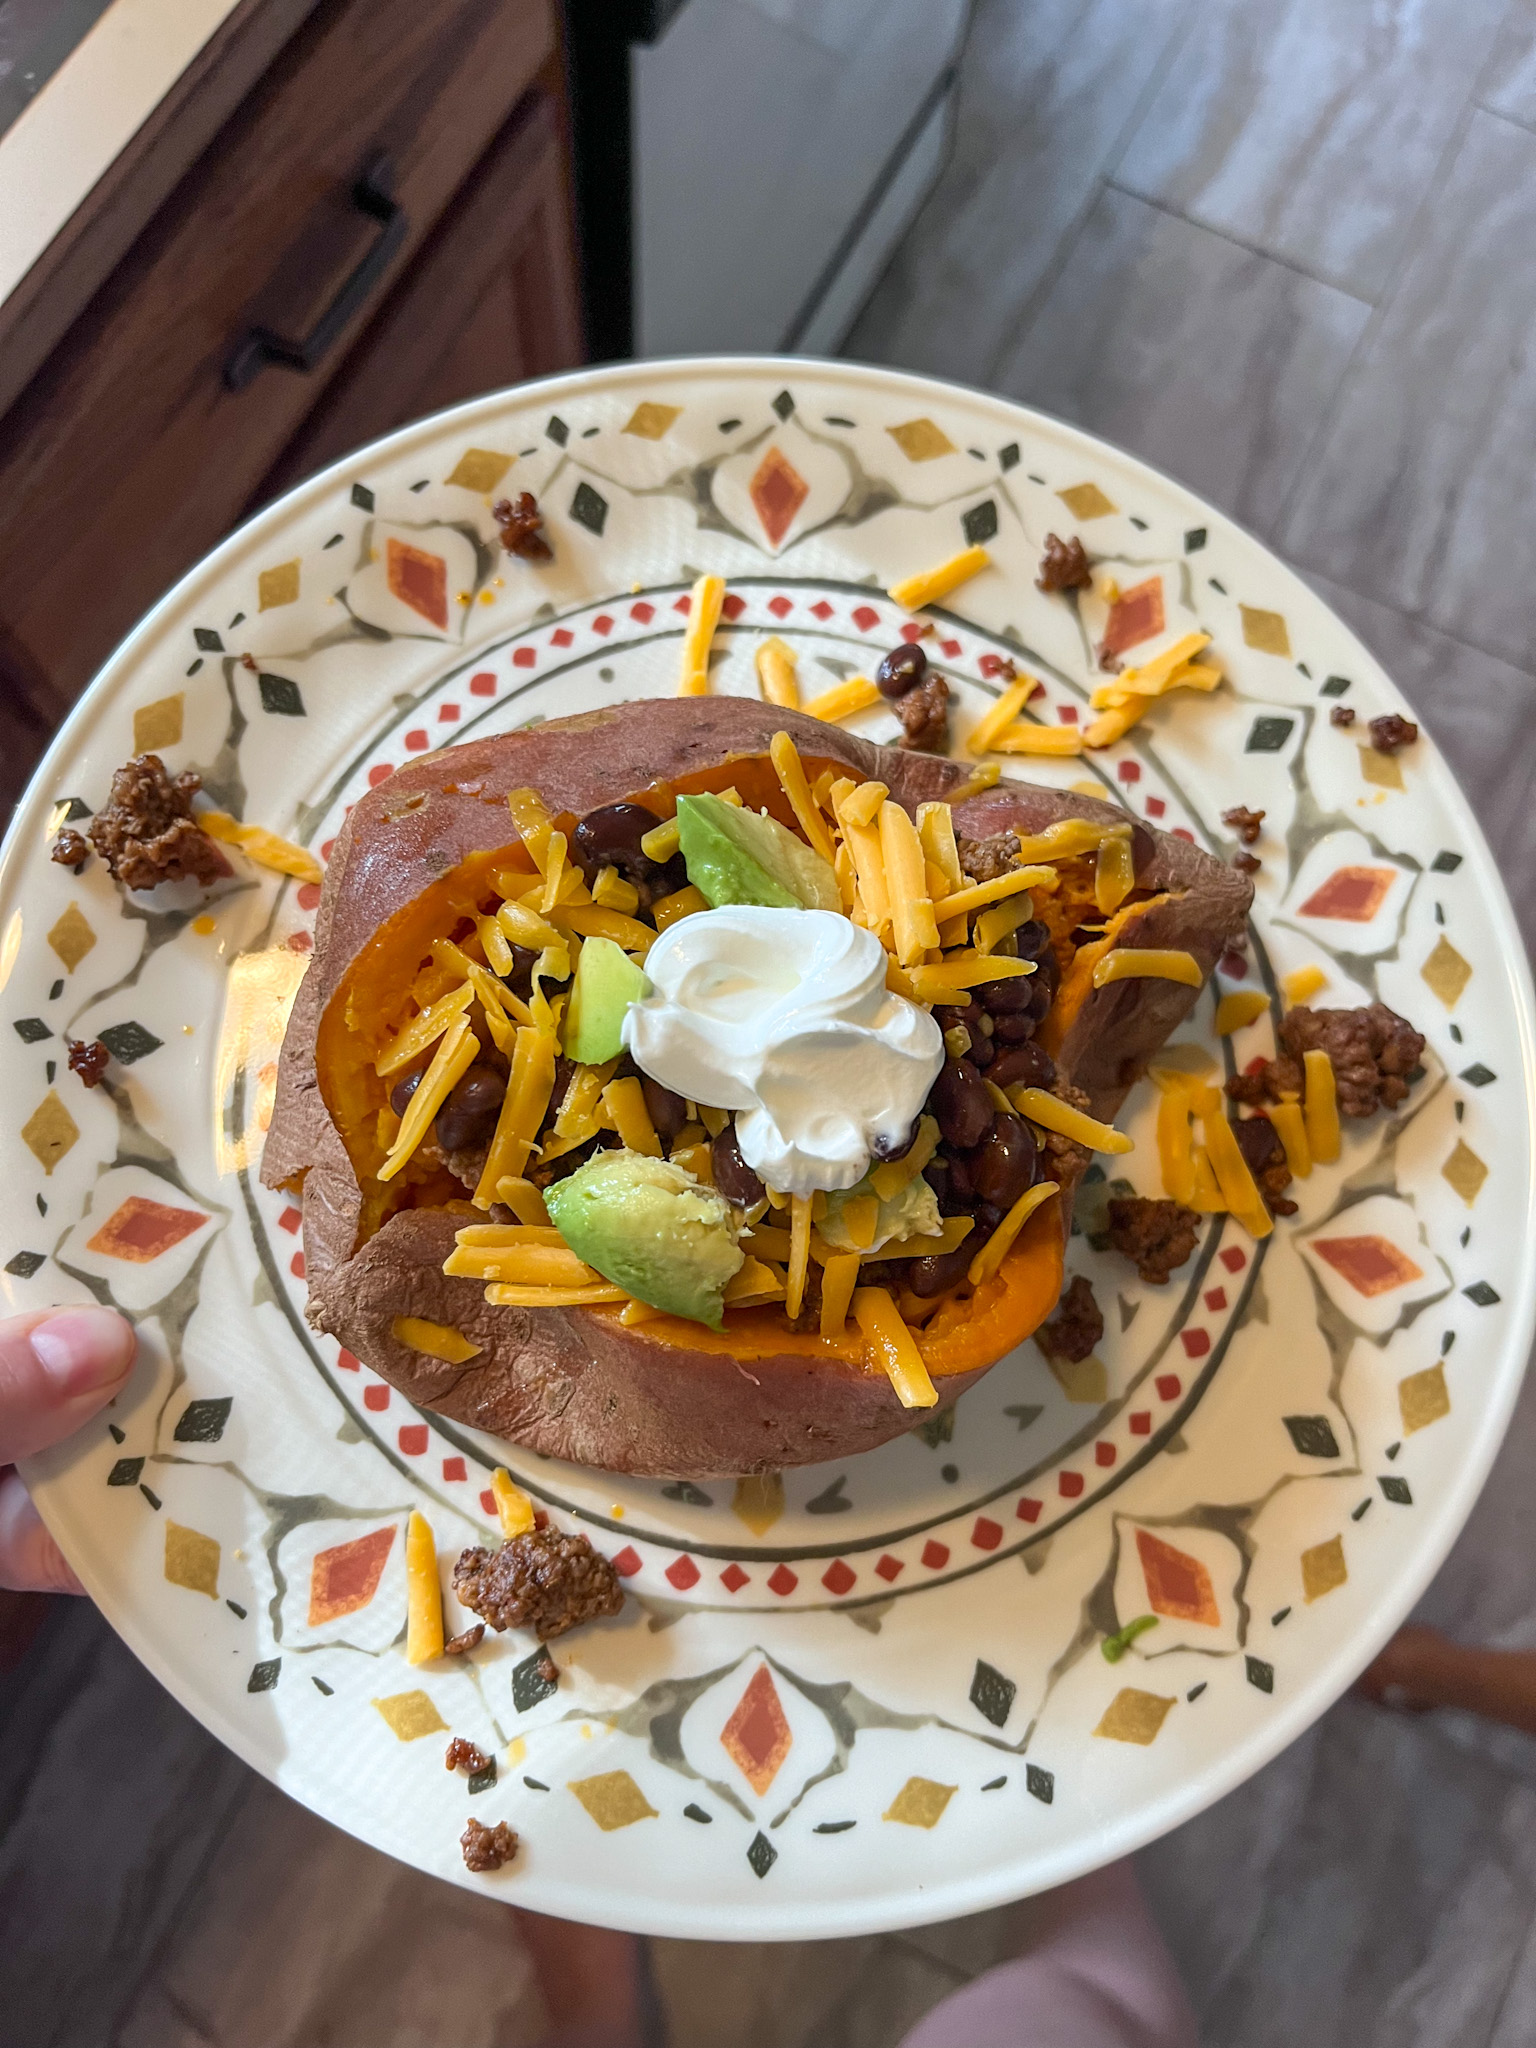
224 153 407 392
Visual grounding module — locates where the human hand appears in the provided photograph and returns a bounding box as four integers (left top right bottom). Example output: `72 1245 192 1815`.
0 1306 137 1593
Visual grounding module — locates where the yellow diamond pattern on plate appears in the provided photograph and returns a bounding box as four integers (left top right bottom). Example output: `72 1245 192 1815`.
446 448 513 492
22 1090 79 1174
623 402 681 441
47 902 96 971
1239 605 1291 657
164 1521 220 1598
1359 745 1405 792
1046 1352 1107 1404
1094 1687 1175 1744
372 1690 448 1741
1399 1362 1450 1435
133 693 184 753
1442 1139 1488 1206
569 1771 658 1830
258 561 300 610
883 1777 957 1827
732 1473 784 1534
1421 935 1472 1009
1057 482 1117 521
887 418 956 462
1301 1534 1347 1602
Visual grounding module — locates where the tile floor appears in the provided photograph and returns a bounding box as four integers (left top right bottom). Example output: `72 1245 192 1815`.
8 0 1536 2038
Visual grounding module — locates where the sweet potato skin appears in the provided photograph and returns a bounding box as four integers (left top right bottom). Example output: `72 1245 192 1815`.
266 699 1251 1475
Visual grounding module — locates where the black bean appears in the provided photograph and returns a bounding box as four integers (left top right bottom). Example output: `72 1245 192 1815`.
988 1042 1056 1093
992 1010 1037 1044
435 1064 506 1153
505 944 537 998
572 802 666 885
711 1121 764 1206
929 1058 994 1151
390 1069 424 1116
642 1076 688 1142
977 970 1038 1014
971 1114 1038 1210
870 1119 919 1162
907 1246 973 1298
967 1030 995 1069
875 642 927 700
1014 920 1054 961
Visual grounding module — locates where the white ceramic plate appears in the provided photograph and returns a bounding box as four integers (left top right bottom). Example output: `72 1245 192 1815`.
8 360 1534 1938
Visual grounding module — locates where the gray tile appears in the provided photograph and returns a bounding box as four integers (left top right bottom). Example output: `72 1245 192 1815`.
1483 0 1536 127
1143 1699 1536 2048
1283 109 1536 669
992 185 1369 539
651 1932 890 2048
1305 573 1536 954
1116 0 1508 298
844 0 1191 387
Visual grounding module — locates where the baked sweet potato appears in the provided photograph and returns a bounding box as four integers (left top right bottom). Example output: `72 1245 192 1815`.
264 699 1250 1475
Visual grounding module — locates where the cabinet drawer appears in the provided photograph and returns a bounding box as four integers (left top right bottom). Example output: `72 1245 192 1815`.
0 0 556 722
255 89 582 504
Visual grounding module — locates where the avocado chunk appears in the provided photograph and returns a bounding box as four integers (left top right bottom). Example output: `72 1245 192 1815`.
563 936 649 1064
676 792 839 913
544 1149 744 1329
820 1171 943 1254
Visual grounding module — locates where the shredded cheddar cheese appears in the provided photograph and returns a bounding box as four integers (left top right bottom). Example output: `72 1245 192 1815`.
601 1077 662 1156
473 1024 557 1205
496 1177 551 1225
1091 948 1203 989
651 883 707 932
639 816 680 863
968 1180 1059 1286
1214 989 1269 1035
974 894 1036 956
1094 833 1136 914
916 802 963 892
992 724 1084 757
199 811 322 885
1155 1079 1197 1205
379 1019 480 1180
591 867 640 914
1303 1048 1340 1164
484 1282 628 1307
853 1287 937 1407
1283 964 1329 1006
405 1509 444 1666
804 674 881 723
678 573 725 695
1201 1107 1273 1239
392 1316 483 1363
506 786 555 867
1011 1086 1134 1155
786 1195 812 1319
869 1115 940 1202
965 675 1034 756
491 1467 536 1537
376 983 475 1077
1268 1100 1312 1178
819 1252 861 1339
888 544 989 613
756 637 800 709
769 730 836 863
879 801 940 965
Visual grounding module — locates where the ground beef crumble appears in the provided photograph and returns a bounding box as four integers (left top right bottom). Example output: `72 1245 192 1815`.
66 1038 111 1088
461 1817 518 1873
1232 1115 1298 1217
492 491 552 561
453 1528 624 1642
51 828 89 868
443 1624 485 1656
1225 1003 1425 1120
1036 533 1093 593
1037 1080 1094 1177
956 830 1021 884
87 755 225 890
1233 851 1261 875
895 673 950 753
1221 806 1265 844
1369 713 1418 753
445 1736 492 1775
1037 1274 1103 1363
1106 1197 1201 1284
1330 705 1356 728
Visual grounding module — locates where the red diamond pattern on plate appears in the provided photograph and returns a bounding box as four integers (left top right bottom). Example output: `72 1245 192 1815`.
611 1546 642 1577
1059 1471 1084 1498
940 638 961 658
550 627 574 646
398 1425 427 1455
1016 1498 1042 1522
971 1518 1002 1551
438 703 459 722
822 1559 856 1595
513 647 535 668
480 1489 496 1514
290 1252 305 1278
748 446 811 546
768 594 792 618
665 1555 700 1591
1156 1373 1183 1400
336 1350 359 1371
1204 1287 1227 1312
592 614 614 635
1180 1329 1211 1359
297 882 321 911
810 600 833 620
442 1457 466 1482
720 1562 749 1593
720 1664 793 1795
1220 1246 1248 1272
404 730 428 751
767 1564 798 1596
278 1206 302 1234
1146 795 1165 817
722 593 746 620
1219 949 1247 978
900 622 924 642
1059 704 1079 723
1095 1442 1116 1467
363 1384 389 1411
1173 827 1196 844
320 838 336 860
875 1554 904 1581
921 1540 949 1569
1130 1412 1152 1435
630 601 654 623
673 594 692 614
368 764 393 786
1117 760 1141 783
308 1525 396 1626
851 605 880 631
471 671 496 693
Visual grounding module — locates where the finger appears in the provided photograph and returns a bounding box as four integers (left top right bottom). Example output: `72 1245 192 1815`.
0 1469 84 1594
0 1306 137 1465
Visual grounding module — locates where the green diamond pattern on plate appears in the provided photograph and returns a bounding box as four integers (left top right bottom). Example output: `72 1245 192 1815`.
1283 1415 1340 1459
13 1019 51 1043
4 1250 43 1277
968 1659 1017 1728
350 482 373 510
99 1021 162 1064
107 1457 144 1486
258 672 305 716
962 499 998 546
1026 1764 1054 1804
1245 1656 1274 1693
1245 716 1294 753
174 1397 232 1443
747 1832 778 1877
513 1648 559 1713
1380 1476 1413 1505
247 1659 280 1693
569 482 608 535
1464 1281 1500 1305
1320 675 1351 697
1459 1064 1495 1087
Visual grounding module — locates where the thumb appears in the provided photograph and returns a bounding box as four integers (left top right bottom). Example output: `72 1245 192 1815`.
0 1306 137 1465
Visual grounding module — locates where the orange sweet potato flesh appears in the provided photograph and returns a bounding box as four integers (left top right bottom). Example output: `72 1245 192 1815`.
264 698 1250 1475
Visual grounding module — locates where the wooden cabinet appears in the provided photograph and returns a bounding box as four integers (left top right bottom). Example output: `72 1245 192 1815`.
0 0 583 802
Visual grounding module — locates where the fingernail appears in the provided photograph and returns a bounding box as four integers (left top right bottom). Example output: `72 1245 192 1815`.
30 1308 135 1399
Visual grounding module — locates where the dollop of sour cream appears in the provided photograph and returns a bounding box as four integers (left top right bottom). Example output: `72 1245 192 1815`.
623 907 944 1197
